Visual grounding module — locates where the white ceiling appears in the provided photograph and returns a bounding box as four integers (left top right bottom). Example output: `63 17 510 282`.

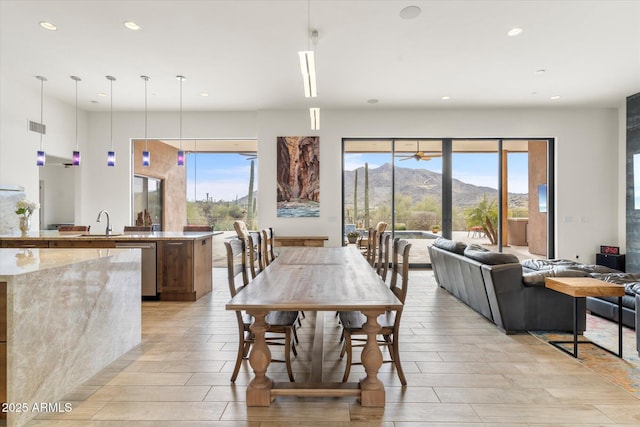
2 0 639 113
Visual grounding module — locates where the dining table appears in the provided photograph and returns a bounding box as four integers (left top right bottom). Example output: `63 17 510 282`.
225 245 402 407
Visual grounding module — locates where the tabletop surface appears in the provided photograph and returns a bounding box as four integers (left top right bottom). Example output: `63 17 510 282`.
545 276 626 297
226 246 402 312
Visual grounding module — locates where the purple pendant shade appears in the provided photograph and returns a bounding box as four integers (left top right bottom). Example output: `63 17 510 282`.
107 151 116 167
37 150 46 166
177 150 185 166
72 150 81 166
142 150 150 167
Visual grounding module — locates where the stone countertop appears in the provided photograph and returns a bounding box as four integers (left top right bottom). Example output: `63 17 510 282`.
0 231 219 241
0 247 136 276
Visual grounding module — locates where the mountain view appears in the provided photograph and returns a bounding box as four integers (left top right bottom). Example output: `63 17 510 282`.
344 163 528 209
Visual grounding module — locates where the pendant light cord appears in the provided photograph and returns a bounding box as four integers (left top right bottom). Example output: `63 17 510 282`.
75 78 78 150
110 78 113 150
39 77 45 150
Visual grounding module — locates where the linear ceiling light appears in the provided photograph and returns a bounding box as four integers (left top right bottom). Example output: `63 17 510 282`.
298 50 317 98
309 107 320 130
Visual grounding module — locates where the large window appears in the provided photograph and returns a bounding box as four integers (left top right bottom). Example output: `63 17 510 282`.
343 138 552 265
186 152 258 231
133 175 162 230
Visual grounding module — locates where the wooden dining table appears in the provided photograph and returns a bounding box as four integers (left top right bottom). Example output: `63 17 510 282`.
225 245 402 407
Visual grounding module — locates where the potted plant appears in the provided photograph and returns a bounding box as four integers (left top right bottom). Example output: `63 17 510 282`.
431 224 441 233
346 231 360 244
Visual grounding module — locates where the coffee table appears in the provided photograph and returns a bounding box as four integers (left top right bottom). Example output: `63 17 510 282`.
545 277 625 358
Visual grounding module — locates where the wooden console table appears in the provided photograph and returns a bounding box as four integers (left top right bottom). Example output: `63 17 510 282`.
274 235 328 247
545 277 625 358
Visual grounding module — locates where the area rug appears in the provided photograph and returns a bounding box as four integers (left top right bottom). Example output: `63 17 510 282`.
530 314 640 397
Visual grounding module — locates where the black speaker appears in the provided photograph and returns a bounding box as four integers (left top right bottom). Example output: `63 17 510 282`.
596 253 625 272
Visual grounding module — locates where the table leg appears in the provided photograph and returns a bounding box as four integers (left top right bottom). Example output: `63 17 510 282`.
246 309 273 406
618 296 623 358
359 309 385 407
573 297 578 357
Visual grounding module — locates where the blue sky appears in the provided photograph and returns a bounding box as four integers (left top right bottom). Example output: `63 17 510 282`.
186 151 529 202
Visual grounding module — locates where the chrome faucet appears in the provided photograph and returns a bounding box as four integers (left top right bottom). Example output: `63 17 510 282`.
96 210 112 236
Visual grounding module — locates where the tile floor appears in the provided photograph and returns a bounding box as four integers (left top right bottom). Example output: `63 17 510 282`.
25 269 640 426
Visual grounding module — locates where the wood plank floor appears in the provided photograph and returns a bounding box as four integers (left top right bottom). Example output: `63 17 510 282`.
25 269 640 426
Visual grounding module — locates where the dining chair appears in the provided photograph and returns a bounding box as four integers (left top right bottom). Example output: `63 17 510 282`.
261 227 276 266
123 225 152 232
246 231 263 279
376 232 391 281
224 239 298 382
58 225 90 232
339 237 412 386
183 224 213 232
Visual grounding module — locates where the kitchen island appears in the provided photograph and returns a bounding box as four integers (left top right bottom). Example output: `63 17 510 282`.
0 231 213 301
0 247 141 427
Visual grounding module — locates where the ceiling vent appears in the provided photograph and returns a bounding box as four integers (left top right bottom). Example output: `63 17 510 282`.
29 120 46 134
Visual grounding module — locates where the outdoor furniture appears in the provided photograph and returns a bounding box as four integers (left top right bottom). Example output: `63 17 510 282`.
183 224 213 232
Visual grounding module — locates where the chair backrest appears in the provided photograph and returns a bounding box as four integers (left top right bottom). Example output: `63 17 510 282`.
376 232 391 281
247 231 263 279
124 225 152 232
224 239 249 298
233 220 249 239
58 225 89 232
375 221 388 234
366 227 378 267
390 238 412 305
261 227 276 266
183 224 213 232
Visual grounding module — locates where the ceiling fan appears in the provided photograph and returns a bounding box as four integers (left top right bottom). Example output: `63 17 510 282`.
239 152 257 160
396 141 442 161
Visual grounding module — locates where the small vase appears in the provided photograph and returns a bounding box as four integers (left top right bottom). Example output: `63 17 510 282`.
19 216 31 235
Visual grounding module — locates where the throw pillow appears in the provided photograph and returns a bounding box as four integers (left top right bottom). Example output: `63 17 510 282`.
463 247 519 265
432 237 467 255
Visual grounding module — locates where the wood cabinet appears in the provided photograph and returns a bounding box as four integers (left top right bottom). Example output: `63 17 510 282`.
158 238 212 301
0 240 48 248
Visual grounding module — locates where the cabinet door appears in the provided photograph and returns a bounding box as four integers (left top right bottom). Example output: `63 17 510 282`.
159 240 193 295
0 240 49 248
49 240 115 248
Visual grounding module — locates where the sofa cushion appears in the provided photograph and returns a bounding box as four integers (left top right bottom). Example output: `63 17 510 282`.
432 237 467 255
522 267 589 287
463 246 520 265
521 258 580 271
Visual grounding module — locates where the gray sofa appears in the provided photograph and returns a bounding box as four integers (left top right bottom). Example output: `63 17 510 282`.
429 238 585 334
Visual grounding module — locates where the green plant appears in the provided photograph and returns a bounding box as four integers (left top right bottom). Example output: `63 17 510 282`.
346 231 360 238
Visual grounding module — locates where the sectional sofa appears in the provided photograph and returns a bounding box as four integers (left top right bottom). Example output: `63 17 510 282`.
428 237 585 334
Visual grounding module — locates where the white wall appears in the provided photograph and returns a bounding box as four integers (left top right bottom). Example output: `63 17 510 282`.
1 74 622 263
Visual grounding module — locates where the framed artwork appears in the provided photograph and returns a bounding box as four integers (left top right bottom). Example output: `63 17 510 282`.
276 136 320 217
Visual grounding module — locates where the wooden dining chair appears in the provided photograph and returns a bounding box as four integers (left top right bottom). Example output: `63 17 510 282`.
339 237 412 386
224 239 299 382
183 224 213 232
261 227 276 266
246 232 263 279
123 225 152 232
58 225 90 232
376 232 391 281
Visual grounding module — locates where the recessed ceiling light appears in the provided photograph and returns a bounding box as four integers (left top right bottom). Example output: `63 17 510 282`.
97 92 107 97
90 100 99 104
199 92 209 97
531 91 538 95
550 95 561 100
507 27 523 37
535 69 546 74
399 6 421 19
124 21 141 31
39 21 57 31
441 96 451 100
367 99 379 104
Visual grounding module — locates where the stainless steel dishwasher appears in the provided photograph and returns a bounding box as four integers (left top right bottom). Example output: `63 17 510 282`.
115 241 157 297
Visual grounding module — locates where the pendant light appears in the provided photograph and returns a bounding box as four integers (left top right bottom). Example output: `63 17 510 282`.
70 75 82 166
176 75 185 166
106 75 116 166
35 75 47 166
141 75 150 167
